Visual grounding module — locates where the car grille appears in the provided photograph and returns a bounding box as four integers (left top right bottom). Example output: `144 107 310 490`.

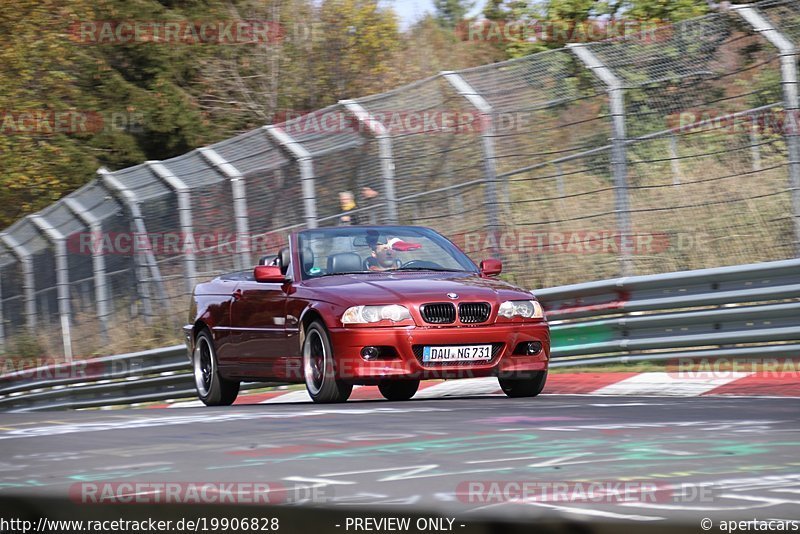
412 343 505 367
458 302 491 323
420 303 456 324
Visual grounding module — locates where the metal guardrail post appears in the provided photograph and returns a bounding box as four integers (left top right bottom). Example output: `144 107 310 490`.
568 44 633 276
441 71 503 258
147 161 197 292
735 5 800 257
0 233 36 331
339 100 399 224
63 198 110 343
29 215 73 362
0 245 6 352
263 126 318 229
99 168 165 322
198 147 252 269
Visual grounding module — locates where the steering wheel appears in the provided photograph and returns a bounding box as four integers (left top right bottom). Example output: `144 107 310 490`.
399 259 443 269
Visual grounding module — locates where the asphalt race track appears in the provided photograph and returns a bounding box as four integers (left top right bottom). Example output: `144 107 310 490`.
0 394 798 529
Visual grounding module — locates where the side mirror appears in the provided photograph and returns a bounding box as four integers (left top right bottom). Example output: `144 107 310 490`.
254 265 288 283
480 258 502 277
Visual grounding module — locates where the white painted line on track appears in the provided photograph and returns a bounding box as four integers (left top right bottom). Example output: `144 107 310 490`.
592 372 753 396
413 377 501 399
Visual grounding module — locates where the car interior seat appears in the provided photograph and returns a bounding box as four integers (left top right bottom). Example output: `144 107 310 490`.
328 252 364 274
301 246 315 274
275 247 291 275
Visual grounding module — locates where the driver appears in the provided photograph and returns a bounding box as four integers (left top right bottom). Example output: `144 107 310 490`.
365 236 422 271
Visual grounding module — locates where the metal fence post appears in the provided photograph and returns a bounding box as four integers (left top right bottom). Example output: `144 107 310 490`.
63 198 110 342
339 100 398 224
668 135 682 185
750 116 762 172
556 163 565 197
263 126 317 229
147 161 197 292
198 147 252 269
29 215 73 362
441 71 502 256
99 168 165 322
568 44 633 275
735 5 800 256
0 233 36 331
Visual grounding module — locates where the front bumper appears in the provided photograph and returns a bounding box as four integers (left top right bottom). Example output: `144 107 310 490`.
327 322 549 383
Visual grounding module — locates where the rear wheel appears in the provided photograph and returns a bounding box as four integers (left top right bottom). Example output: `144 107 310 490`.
378 379 420 401
303 320 352 403
498 371 547 398
194 330 239 406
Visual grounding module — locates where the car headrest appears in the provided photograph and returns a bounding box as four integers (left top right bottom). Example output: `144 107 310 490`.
277 247 290 275
301 246 315 273
327 252 363 274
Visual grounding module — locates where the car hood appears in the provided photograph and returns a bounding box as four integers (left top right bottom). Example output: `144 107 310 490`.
303 272 535 306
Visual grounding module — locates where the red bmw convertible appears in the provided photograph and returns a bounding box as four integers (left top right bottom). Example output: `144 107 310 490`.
183 225 550 405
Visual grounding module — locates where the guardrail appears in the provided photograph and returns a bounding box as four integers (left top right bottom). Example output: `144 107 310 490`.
0 346 281 411
539 257 800 367
1 258 798 411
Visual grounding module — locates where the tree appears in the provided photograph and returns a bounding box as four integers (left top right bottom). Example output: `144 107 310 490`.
0 0 216 227
402 14 504 79
434 0 474 29
0 0 506 229
479 0 710 58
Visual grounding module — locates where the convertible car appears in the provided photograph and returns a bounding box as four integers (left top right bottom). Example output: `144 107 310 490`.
183 225 550 405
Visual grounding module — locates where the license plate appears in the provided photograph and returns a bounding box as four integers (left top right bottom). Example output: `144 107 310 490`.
422 345 492 362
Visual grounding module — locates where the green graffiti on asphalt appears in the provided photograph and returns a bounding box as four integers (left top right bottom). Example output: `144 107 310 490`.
245 434 800 462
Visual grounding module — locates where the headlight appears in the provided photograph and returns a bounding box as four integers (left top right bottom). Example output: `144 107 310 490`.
341 305 411 324
498 300 544 319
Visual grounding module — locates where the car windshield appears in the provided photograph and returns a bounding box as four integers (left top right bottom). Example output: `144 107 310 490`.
297 226 478 279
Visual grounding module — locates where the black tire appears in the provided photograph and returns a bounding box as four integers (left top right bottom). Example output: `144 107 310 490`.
193 330 240 406
378 379 420 401
498 371 548 398
303 320 352 403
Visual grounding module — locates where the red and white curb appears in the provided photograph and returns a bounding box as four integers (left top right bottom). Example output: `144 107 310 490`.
154 372 799 408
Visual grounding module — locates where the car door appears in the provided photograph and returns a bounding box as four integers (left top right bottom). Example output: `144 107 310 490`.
229 277 288 371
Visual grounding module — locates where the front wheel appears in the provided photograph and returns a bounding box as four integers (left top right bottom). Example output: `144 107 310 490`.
303 320 352 403
378 379 420 401
193 330 240 406
498 371 547 398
